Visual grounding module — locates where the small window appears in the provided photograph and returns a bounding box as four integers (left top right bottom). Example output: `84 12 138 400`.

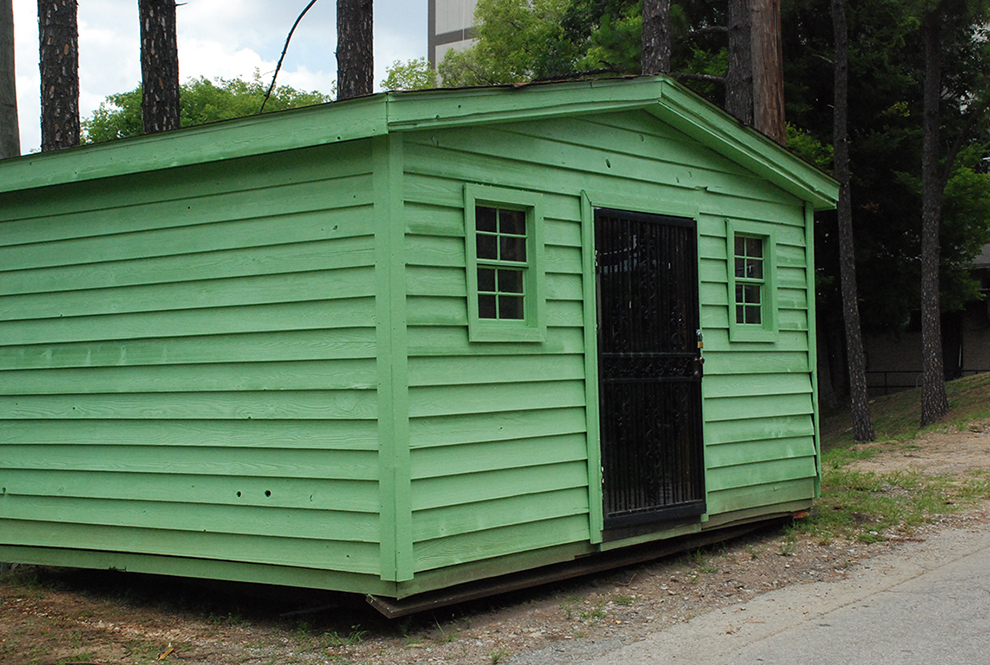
465 185 545 342
727 221 778 342
734 235 765 325
476 206 527 320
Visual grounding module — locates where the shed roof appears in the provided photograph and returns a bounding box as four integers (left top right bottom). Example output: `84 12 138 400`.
0 76 838 209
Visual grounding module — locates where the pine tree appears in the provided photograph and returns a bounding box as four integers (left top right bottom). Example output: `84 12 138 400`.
751 0 785 144
831 0 874 441
641 0 671 75
38 0 79 151
336 0 373 100
139 0 180 134
0 0 19 158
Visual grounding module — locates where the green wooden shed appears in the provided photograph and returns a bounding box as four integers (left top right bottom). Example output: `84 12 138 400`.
0 77 837 606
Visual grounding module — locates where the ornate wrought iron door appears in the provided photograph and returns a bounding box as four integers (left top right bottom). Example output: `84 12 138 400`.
595 209 705 534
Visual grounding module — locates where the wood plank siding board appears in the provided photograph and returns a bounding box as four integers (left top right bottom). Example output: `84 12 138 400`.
0 544 397 596
0 267 377 322
705 436 817 469
1 469 378 512
412 514 591 573
706 457 818 493
0 304 377 349
0 419 379 450
0 168 376 250
408 407 589 449
0 359 376 395
1 445 380 481
705 416 816 446
0 519 382 574
409 433 588 479
410 488 590 542
707 478 818 515
0 330 377 372
1 496 380 542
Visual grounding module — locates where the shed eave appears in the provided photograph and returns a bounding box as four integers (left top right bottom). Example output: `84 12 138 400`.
383 77 837 210
0 95 389 194
0 76 838 211
650 81 839 210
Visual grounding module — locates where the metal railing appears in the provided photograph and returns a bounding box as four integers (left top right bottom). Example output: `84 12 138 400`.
866 369 990 396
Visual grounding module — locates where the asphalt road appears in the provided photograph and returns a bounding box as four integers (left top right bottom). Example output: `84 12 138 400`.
580 522 990 665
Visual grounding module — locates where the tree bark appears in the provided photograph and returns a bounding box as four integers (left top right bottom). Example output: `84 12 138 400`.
726 0 753 125
0 0 19 158
139 0 180 134
38 0 79 151
920 10 949 426
642 0 672 75
831 0 874 441
750 0 786 144
336 0 373 100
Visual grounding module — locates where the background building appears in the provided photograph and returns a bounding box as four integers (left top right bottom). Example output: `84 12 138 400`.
429 0 477 67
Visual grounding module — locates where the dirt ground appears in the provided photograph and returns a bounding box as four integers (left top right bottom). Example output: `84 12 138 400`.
3 426 990 665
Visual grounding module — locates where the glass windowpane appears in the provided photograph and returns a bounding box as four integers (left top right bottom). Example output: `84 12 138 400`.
478 267 496 292
745 304 762 324
478 294 497 319
744 284 762 304
746 237 763 258
735 257 745 278
476 206 497 233
477 233 497 260
735 236 746 256
499 209 526 235
500 235 527 262
748 258 763 280
498 295 524 319
497 269 524 294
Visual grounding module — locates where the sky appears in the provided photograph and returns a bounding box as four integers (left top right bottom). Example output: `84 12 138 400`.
11 0 428 154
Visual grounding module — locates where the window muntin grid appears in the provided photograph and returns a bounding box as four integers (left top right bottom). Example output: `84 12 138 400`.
475 206 527 320
734 235 765 325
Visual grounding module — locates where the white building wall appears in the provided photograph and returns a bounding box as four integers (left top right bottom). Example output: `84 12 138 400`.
429 0 478 66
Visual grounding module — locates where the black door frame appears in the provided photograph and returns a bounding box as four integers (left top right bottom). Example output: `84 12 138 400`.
594 208 706 538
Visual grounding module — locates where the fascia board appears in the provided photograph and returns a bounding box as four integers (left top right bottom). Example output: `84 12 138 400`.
383 77 664 131
652 81 839 210
0 96 389 194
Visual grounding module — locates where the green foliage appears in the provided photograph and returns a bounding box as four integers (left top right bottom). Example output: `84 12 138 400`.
786 124 834 172
82 73 331 143
381 58 438 91
439 0 584 86
576 3 642 75
784 0 990 337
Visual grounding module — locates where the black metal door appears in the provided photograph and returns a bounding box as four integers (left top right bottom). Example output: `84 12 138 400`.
595 209 705 534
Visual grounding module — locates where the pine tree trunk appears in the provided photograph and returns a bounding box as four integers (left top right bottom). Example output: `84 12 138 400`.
38 0 79 151
726 0 753 125
336 0 373 100
642 0 671 75
750 0 786 145
831 0 874 441
139 0 180 134
0 0 19 158
920 11 949 427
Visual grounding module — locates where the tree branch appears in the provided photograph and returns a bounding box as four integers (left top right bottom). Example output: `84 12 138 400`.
671 71 726 85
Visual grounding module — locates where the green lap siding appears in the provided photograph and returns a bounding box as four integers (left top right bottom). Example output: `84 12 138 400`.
0 142 382 578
